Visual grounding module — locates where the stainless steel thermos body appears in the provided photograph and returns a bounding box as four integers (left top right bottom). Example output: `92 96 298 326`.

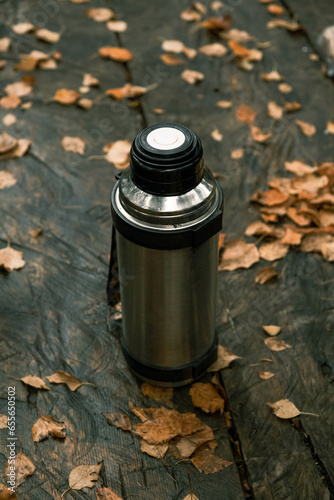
109 123 224 386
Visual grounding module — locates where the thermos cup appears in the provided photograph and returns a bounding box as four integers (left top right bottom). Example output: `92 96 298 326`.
108 123 224 386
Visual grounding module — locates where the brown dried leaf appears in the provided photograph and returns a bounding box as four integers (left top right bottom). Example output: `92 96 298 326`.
180 6 203 22
264 338 292 351
219 238 260 271
300 233 334 255
200 15 231 31
326 121 334 134
267 399 300 419
262 325 281 336
199 43 227 57
18 375 49 390
140 441 168 459
259 241 289 261
99 46 133 62
255 266 278 284
290 174 328 194
280 226 303 245
231 148 244 159
259 371 275 379
284 160 317 176
267 4 284 15
54 89 81 105
0 61 6 70
279 83 293 93
85 8 114 22
106 21 128 32
182 495 200 500
4 452 35 487
235 103 257 125
267 19 302 31
102 412 131 431
0 247 25 272
0 95 21 110
68 464 101 490
160 53 185 65
129 402 150 422
321 239 334 261
287 207 311 227
96 487 123 500
218 233 225 252
141 383 173 406
77 98 93 110
251 189 289 206
261 212 279 223
161 39 185 53
216 100 232 109
0 38 10 53
46 370 83 391
267 101 283 120
189 383 225 414
39 58 57 70
220 28 253 43
0 487 18 499
0 139 30 160
0 132 17 154
107 83 147 100
181 69 204 84
28 228 42 238
35 28 60 43
61 136 85 155
208 345 241 371
175 424 214 458
32 415 66 441
0 414 8 429
251 126 272 143
191 447 232 474
2 114 17 127
104 140 131 169
5 81 32 98
211 1 223 10
12 22 35 35
296 119 316 137
245 220 282 238
284 101 301 113
261 70 284 81
211 128 223 141
82 73 99 87
228 39 251 58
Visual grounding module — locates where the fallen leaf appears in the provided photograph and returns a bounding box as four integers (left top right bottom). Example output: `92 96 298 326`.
259 241 289 261
182 495 200 500
211 1 223 10
310 193 334 206
180 5 203 22
85 8 114 22
211 128 223 141
106 20 128 32
251 126 273 143
0 61 6 70
219 238 259 271
0 95 21 110
181 69 204 84
220 28 253 43
251 189 289 206
2 114 17 127
0 415 7 429
284 101 301 114
35 28 60 43
267 4 284 15
296 119 316 137
0 38 10 52
161 39 185 54
245 220 283 238
29 228 42 238
0 487 18 500
160 53 185 65
61 136 85 155
141 383 173 406
83 73 99 87
216 100 232 109
267 19 302 31
4 452 35 487
231 148 244 159
289 174 328 194
261 212 279 223
284 160 317 176
0 247 25 272
218 233 225 252
68 464 101 490
208 345 241 371
189 383 224 414
46 370 83 391
0 139 31 160
18 375 49 390
262 325 281 336
174 424 214 458
300 233 334 255
77 98 93 110
259 371 275 379
326 121 334 134
39 58 58 70
191 447 232 474
264 338 292 351
280 226 302 245
53 89 81 105
0 132 17 154
140 441 169 459
318 210 334 227
104 140 131 169
255 266 278 284
200 15 232 31
287 207 311 227
32 415 66 441
153 108 164 115
199 43 227 57
12 22 35 35
267 101 283 120
235 103 257 125
278 83 293 93
261 70 284 81
102 412 131 430
96 487 123 500
99 46 133 62
267 399 300 419
321 239 334 261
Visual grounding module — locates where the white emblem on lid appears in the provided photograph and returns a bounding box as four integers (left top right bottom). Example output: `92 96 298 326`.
147 127 186 150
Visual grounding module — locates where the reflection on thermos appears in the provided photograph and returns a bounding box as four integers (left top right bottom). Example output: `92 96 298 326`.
108 123 224 387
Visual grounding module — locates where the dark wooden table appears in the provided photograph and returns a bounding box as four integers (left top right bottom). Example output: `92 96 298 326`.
1 0 334 499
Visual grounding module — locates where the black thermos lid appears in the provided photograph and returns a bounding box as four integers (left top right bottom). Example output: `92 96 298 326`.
130 123 204 196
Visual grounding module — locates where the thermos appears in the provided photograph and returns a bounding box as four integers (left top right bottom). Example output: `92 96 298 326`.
108 123 224 386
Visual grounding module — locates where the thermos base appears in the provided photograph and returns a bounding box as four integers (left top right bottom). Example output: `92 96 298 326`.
121 332 218 388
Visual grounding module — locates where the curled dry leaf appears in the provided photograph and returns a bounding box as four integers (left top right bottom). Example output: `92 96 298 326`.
326 121 334 134
53 89 81 105
161 53 185 65
85 8 114 22
191 447 232 474
12 22 35 35
0 414 8 429
208 345 241 371
32 415 66 441
189 383 225 413
262 325 281 336
200 15 232 31
0 95 21 110
259 241 289 261
235 103 257 125
231 148 244 159
182 495 200 500
211 128 223 141
251 189 289 206
251 126 273 143
96 487 123 500
218 233 225 252
261 70 284 81
141 383 173 406
68 463 102 490
267 399 300 419
287 207 311 227
267 4 284 15
264 337 292 351
245 220 282 238
104 140 131 169
267 19 302 31
107 83 147 100
46 370 83 391
259 371 275 379
0 132 17 154
102 412 131 431
106 20 128 32
99 46 133 62
216 100 232 109
267 101 283 120
211 1 223 10
77 98 93 110
18 375 49 390
280 226 303 245
29 228 42 238
4 452 35 487
221 28 253 43
0 139 31 160
255 265 278 284
61 137 85 155
83 73 99 87
199 43 227 57
0 38 10 52
5 81 32 97
3 114 17 127
284 160 317 176
35 28 60 43
174 424 214 458
140 441 168 459
0 247 25 272
39 58 58 70
219 238 260 271
181 69 204 84
180 5 203 22
296 119 316 137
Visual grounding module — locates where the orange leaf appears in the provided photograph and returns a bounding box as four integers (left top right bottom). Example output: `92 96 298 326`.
219 238 259 271
255 266 278 284
53 89 81 105
295 119 316 137
99 46 133 62
235 103 257 125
